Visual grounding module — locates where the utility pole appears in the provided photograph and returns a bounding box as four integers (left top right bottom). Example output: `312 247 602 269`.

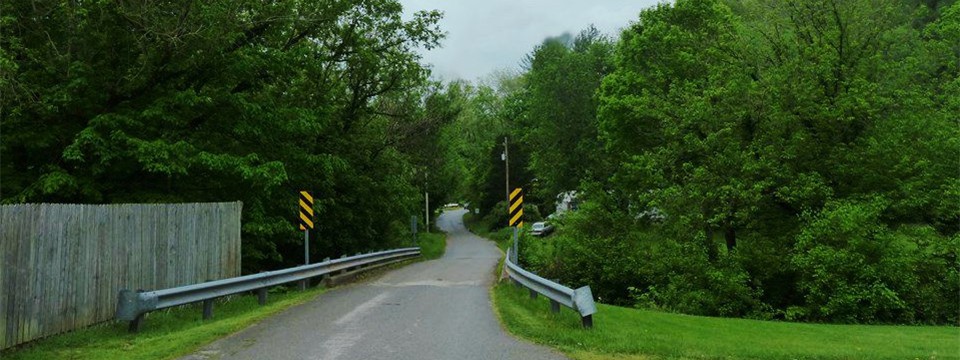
503 137 510 204
504 137 519 265
424 171 430 233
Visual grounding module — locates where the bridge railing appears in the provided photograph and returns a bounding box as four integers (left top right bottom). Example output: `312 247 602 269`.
116 247 421 332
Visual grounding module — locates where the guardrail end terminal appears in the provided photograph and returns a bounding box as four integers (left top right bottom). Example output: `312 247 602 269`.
116 289 139 321
573 286 597 317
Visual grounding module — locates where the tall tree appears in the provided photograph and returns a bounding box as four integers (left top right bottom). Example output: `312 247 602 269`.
519 27 615 207
1 0 445 271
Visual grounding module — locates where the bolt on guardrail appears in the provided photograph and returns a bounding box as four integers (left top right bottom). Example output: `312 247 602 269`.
116 247 421 332
504 247 597 328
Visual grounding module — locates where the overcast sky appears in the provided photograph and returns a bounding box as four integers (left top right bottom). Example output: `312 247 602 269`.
399 0 664 82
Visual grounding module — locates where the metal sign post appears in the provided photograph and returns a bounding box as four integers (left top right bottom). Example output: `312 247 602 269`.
512 227 519 264
411 215 418 245
424 171 430 233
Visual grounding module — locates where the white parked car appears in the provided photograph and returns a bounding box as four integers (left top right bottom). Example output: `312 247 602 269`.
530 221 554 236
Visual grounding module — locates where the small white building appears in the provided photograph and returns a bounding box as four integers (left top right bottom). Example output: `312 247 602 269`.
554 190 579 215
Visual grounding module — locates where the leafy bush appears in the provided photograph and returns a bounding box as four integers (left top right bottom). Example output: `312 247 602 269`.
792 198 959 323
521 199 642 304
520 198 762 316
637 242 761 318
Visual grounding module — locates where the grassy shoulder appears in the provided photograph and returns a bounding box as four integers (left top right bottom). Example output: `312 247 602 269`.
462 210 519 278
492 283 959 360
418 231 446 260
1 286 326 360
463 211 514 252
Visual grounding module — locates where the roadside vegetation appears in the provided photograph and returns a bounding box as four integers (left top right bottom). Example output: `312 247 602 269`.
1 0 464 274
492 284 960 360
418 231 448 260
3 0 956 355
463 211 515 252
445 0 959 326
0 287 326 360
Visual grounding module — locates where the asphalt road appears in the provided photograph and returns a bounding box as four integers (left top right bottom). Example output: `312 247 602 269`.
181 209 565 360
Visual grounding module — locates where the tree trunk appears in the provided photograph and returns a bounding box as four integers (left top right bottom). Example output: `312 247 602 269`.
724 227 737 251
704 226 718 261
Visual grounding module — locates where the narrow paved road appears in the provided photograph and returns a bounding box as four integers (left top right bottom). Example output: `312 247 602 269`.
181 209 565 360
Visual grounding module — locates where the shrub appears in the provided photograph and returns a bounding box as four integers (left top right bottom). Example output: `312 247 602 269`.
792 198 959 323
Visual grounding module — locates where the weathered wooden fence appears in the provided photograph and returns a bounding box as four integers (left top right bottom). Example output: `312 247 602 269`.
0 202 242 349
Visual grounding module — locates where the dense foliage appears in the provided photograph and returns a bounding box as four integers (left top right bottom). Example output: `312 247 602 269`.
1 0 457 272
450 0 959 324
3 0 956 325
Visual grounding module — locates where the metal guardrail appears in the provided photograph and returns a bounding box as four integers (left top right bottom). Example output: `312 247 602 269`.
116 247 421 332
504 247 597 328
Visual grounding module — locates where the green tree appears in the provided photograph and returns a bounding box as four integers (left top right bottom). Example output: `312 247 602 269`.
519 27 615 205
1 0 446 271
580 0 959 322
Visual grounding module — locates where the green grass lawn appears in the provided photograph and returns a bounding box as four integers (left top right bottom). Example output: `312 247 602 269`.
1 286 327 360
492 283 960 360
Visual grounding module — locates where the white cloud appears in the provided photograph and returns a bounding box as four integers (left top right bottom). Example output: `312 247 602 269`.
400 0 664 82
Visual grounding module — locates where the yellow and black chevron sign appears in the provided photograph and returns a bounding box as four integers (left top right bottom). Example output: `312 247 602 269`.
299 190 314 230
509 187 523 228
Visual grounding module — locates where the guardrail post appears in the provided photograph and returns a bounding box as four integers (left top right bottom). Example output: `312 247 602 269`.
529 288 538 299
202 299 214 320
257 288 268 305
321 257 332 286
581 314 593 328
549 278 561 313
129 314 144 333
340 254 348 275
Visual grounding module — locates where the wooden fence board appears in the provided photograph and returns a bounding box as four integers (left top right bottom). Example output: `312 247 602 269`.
0 202 242 349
